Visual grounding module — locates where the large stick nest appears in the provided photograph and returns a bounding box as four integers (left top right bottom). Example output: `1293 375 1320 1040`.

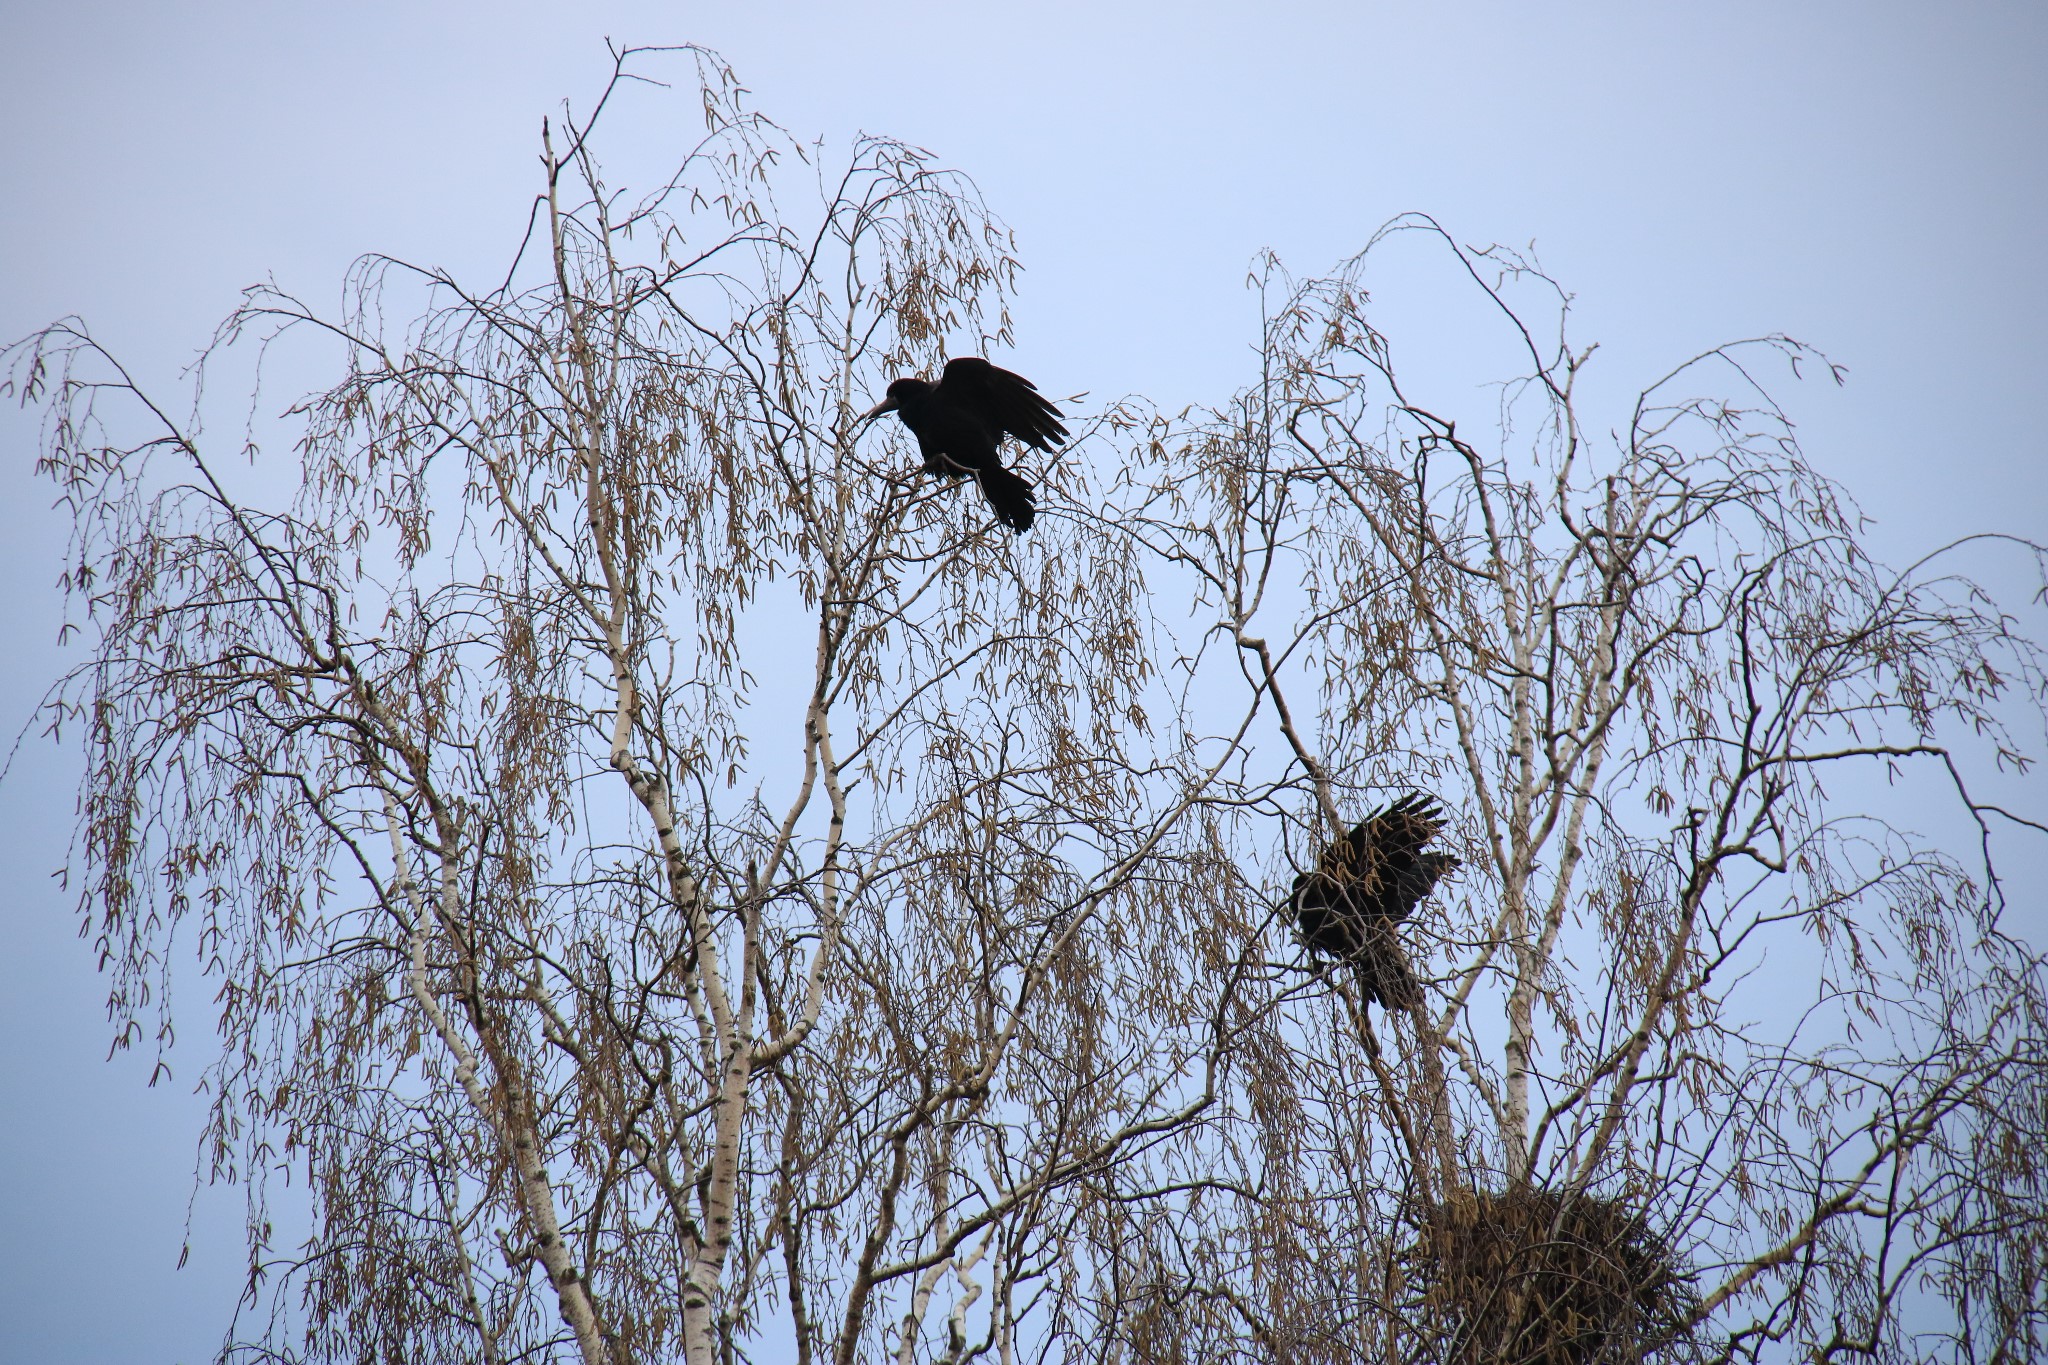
1412 1184 1695 1364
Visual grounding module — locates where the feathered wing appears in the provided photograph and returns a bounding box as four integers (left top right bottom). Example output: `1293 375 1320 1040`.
1383 851 1457 921
936 357 1069 452
1355 794 1457 921
1313 825 1371 892
1360 793 1448 864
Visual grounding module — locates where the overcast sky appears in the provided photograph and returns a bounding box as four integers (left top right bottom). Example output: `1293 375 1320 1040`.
3 3 2043 1361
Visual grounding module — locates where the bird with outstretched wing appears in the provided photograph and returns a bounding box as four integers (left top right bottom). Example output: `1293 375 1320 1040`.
857 357 1067 532
1289 793 1458 1010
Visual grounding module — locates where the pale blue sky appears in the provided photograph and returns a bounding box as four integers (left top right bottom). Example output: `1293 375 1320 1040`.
2 3 2043 1360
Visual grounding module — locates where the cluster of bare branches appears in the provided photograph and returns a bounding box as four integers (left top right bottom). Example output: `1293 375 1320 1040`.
8 48 2045 1365
1098 228 2048 1363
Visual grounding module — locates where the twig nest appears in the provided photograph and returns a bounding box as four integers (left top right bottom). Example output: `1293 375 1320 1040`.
1413 1184 1694 1364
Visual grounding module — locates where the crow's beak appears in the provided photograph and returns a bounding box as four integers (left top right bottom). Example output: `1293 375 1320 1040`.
857 396 898 424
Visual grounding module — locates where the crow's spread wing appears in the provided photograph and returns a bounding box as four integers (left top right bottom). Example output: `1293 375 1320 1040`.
1359 793 1448 866
1314 826 1374 892
936 357 1069 452
1297 794 1455 921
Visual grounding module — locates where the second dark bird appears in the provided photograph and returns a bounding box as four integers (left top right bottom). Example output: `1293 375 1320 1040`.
1290 794 1459 1011
857 357 1067 532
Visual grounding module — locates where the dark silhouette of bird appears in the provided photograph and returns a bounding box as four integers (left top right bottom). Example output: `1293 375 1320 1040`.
857 357 1066 532
1289 793 1458 1010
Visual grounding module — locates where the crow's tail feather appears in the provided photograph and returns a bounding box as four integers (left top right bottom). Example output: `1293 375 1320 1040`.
1353 930 1422 1013
976 464 1037 532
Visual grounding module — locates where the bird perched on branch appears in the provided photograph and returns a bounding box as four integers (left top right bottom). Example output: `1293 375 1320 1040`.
857 357 1067 532
1289 793 1458 1011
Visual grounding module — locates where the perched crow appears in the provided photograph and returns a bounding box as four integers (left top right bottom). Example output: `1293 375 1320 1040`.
1290 794 1458 1010
857 357 1067 532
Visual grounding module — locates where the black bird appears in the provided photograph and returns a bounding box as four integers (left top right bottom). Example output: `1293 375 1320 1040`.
857 357 1067 532
1289 794 1458 1010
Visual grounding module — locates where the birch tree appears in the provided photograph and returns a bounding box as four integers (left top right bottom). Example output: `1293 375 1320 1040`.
8 48 1282 1365
1101 223 2048 1363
